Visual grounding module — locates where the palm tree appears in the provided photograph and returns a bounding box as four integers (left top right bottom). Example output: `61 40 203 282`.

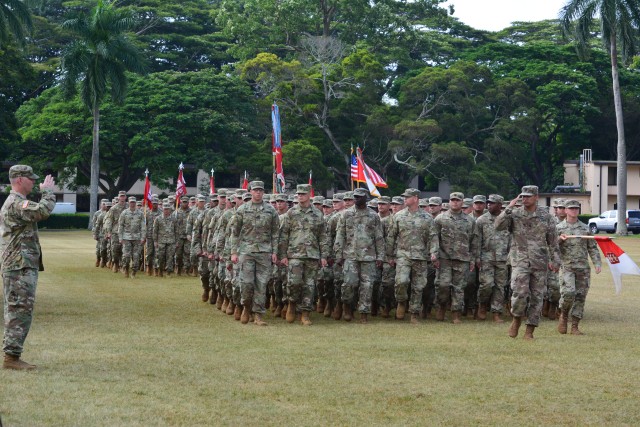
60 0 145 222
561 0 640 235
0 0 32 47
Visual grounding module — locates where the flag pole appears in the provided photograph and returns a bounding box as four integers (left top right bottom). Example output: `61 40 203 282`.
143 168 149 271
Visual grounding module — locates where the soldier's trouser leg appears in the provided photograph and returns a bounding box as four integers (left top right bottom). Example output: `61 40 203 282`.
341 260 359 306
131 241 142 272
464 268 479 312
99 238 109 262
490 262 508 313
287 258 318 312
423 264 436 313
165 245 176 272
380 262 396 309
510 267 547 326
436 259 468 311
333 263 343 304
95 239 101 260
478 261 495 306
208 260 217 290
145 239 155 270
546 270 561 305
356 261 377 313
156 244 166 270
560 267 590 319
198 257 209 286
110 235 123 265
3 268 38 357
238 253 270 315
395 258 428 314
121 240 133 269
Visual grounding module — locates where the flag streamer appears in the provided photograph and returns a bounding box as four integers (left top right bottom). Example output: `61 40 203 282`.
272 104 285 193
594 236 640 294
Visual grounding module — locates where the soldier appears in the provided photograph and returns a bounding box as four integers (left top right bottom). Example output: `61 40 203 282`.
423 196 443 318
556 199 602 335
387 188 438 324
186 195 206 277
1 165 56 370
463 194 486 318
495 185 561 340
154 202 178 276
230 181 279 326
377 196 395 318
192 195 212 302
329 193 346 320
434 192 477 324
103 191 127 273
92 199 109 267
429 197 443 217
390 196 404 214
143 197 161 275
118 196 146 278
216 190 241 315
173 196 191 275
270 194 290 317
278 184 329 325
334 188 385 323
95 201 112 268
206 191 226 306
544 198 566 319
474 194 510 323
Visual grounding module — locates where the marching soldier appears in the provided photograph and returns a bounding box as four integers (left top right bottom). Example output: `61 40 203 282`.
118 196 146 278
103 191 127 273
153 202 178 276
173 196 191 275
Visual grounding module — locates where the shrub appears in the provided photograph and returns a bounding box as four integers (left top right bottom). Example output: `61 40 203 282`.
40 213 90 229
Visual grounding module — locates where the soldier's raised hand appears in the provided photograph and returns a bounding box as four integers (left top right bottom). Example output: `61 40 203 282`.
39 174 55 192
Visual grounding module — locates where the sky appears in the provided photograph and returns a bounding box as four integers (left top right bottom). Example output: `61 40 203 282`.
443 0 569 32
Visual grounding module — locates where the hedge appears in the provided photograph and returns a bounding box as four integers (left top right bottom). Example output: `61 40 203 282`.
40 213 90 229
578 214 599 225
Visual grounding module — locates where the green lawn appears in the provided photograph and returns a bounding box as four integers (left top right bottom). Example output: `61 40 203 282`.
2 230 640 426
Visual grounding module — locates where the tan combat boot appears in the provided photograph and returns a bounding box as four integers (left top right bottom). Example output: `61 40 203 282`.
570 316 584 335
547 303 557 321
359 313 368 324
254 313 267 326
209 290 217 305
410 313 419 325
201 288 210 302
396 302 406 320
158 269 164 278
524 325 535 340
493 312 504 323
452 311 462 324
301 311 313 326
557 310 568 334
286 302 296 323
113 262 119 273
542 300 550 317
233 305 242 321
100 259 107 268
131 269 137 278
3 353 36 370
270 296 277 313
95 258 101 267
436 304 446 321
274 304 283 318
508 316 522 338
216 294 224 310
241 303 251 324
477 303 487 321
123 266 130 278
342 303 353 322
332 302 342 321
323 300 333 318
381 306 390 319
226 301 235 316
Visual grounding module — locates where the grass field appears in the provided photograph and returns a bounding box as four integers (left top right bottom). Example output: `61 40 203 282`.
2 230 640 426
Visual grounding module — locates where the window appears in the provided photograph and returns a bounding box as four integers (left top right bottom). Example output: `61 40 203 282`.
608 167 617 185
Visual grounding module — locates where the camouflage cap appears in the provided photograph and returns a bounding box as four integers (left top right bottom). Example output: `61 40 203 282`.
520 185 538 196
449 192 464 201
287 195 296 202
136 201 142 206
189 196 196 202
462 198 473 208
242 192 251 201
100 198 109 203
442 202 450 210
428 197 442 206
332 193 344 202
556 198 567 208
9 165 39 180
565 199 580 208
367 199 378 208
353 188 368 197
487 194 504 204
402 188 420 198
105 201 112 207
378 196 391 204
275 194 288 202
196 194 206 201
391 196 404 205
473 195 487 203
180 196 189 202
162 202 172 209
118 191 127 197
322 199 333 207
210 194 218 201
419 198 428 207
296 184 311 194
343 191 355 200
268 194 276 202
312 196 325 203
234 189 244 197
128 196 137 202
250 180 265 190
218 189 228 198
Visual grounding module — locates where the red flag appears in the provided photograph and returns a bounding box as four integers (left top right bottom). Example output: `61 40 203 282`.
595 236 640 294
272 104 285 192
143 172 153 208
356 147 387 188
210 174 215 195
176 163 187 198
242 171 248 190
309 170 314 197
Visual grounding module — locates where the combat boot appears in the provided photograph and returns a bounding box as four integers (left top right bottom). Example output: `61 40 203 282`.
166 271 172 278
381 306 390 319
191 267 198 277
557 310 568 334
274 304 283 318
477 303 487 321
493 312 504 323
570 316 584 335
106 261 112 269
332 302 342 321
542 300 550 318
547 303 557 321
131 269 137 278
410 314 419 325
146 266 153 276
452 311 462 324
240 304 251 324
216 294 224 310
342 303 353 322
100 259 107 268
123 266 130 278
508 316 522 338
286 302 296 323
226 301 236 316
221 297 229 313
176 267 182 276
301 311 313 326
158 269 164 278
233 304 242 321
209 290 217 305
201 288 210 302
317 298 326 314
270 295 277 313
96 258 101 267
3 353 36 370
524 324 535 340
113 262 119 273
359 313 368 324
254 313 267 326
396 302 406 320
323 300 333 318
436 304 446 321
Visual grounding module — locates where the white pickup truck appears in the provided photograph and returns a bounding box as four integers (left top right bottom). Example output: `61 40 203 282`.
587 210 640 234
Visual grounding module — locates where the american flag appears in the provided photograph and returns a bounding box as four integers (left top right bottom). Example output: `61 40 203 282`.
350 148 359 180
352 147 387 188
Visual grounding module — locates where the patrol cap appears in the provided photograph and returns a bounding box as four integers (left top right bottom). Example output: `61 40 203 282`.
487 194 504 204
391 196 404 205
565 199 580 209
353 188 368 197
378 196 391 205
322 199 332 208
189 196 196 202
180 196 189 202
556 198 566 208
402 188 420 198
520 185 538 196
449 192 464 201
243 192 252 201
268 194 277 202
234 189 244 198
118 191 127 197
275 194 287 202
442 202 450 210
332 193 344 202
419 199 428 207
287 195 296 203
162 202 171 209
296 184 311 194
428 197 442 206
100 198 109 203
250 181 265 190
343 191 354 200
197 194 206 202
312 196 325 203
136 201 142 206
473 195 486 203
210 194 218 201
128 196 136 202
462 198 473 208
9 165 39 180
218 189 228 198
368 199 378 208
105 201 112 207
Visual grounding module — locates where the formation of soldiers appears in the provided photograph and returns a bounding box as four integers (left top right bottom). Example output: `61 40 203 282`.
90 182 601 339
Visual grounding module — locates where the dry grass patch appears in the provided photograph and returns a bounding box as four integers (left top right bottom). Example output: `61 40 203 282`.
1 230 640 426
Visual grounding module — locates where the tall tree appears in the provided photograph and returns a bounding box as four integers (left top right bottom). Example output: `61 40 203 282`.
561 0 640 234
60 0 145 221
0 0 32 47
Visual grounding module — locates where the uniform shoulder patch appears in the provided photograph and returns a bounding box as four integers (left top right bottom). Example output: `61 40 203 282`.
22 200 30 209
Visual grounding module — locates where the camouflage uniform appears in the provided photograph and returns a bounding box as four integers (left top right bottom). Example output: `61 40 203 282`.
173 203 191 273
230 191 280 315
216 206 236 303
495 196 560 327
475 206 510 314
92 203 109 265
153 208 178 273
187 202 206 271
92 204 105 264
118 202 146 274
144 204 161 270
556 219 601 319
334 202 385 313
278 193 329 313
103 199 127 267
386 205 438 314
1 167 55 357
327 203 344 307
192 204 211 289
379 210 395 311
434 198 477 312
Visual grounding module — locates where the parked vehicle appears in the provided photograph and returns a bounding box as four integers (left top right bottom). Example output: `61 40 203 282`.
52 202 77 214
587 210 640 234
